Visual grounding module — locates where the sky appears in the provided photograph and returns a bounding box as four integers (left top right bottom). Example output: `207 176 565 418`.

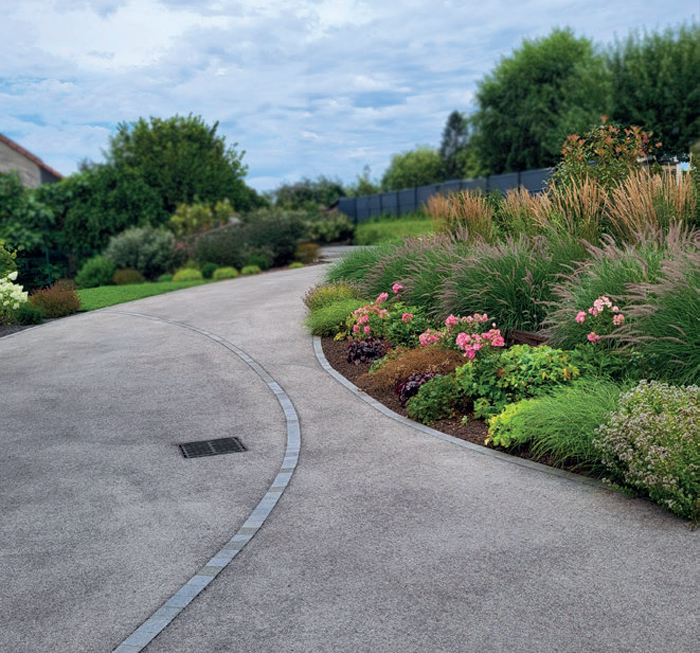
1 1 697 194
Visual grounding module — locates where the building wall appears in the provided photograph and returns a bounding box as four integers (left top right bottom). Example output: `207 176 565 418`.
0 140 42 188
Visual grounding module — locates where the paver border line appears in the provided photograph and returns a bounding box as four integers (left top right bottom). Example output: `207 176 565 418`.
106 311 301 653
312 335 602 488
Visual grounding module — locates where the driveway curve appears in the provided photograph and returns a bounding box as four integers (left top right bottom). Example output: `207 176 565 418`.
1 265 698 653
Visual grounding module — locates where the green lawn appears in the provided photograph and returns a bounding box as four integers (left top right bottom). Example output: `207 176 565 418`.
353 216 434 245
77 280 208 311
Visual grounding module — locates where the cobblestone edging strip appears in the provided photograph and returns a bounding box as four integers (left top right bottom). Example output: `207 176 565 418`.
109 311 301 653
312 336 601 488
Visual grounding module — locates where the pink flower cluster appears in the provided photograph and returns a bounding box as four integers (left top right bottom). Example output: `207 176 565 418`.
350 293 390 338
455 328 505 360
418 312 504 359
575 295 625 345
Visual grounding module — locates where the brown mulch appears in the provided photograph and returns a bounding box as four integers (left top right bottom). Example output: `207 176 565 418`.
0 324 34 338
321 337 490 446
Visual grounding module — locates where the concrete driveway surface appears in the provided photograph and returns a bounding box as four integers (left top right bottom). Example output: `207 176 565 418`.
1 264 698 653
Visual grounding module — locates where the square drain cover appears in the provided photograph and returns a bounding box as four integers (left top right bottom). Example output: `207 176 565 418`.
179 437 247 458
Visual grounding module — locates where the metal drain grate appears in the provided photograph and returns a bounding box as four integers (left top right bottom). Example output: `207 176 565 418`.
179 437 247 458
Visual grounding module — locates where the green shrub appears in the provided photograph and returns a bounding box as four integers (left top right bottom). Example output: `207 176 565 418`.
240 265 261 276
487 379 622 472
75 255 116 289
13 302 44 325
305 212 354 244
384 308 432 348
303 281 362 312
195 224 248 270
173 268 203 282
406 374 466 425
104 226 175 280
594 380 700 521
157 273 173 282
201 262 218 279
29 281 81 318
456 344 580 418
112 268 146 285
212 266 239 280
245 253 271 271
304 298 365 337
242 208 308 267
288 261 304 269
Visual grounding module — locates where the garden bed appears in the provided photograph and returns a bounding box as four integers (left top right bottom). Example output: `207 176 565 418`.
320 336 590 475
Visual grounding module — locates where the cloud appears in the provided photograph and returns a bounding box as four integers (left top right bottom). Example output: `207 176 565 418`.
1 0 696 192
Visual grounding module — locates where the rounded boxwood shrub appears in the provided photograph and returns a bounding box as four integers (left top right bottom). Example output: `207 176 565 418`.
113 268 146 285
212 267 239 280
173 268 203 282
201 262 218 279
75 255 116 289
245 252 272 271
157 273 173 282
241 265 262 276
288 262 304 269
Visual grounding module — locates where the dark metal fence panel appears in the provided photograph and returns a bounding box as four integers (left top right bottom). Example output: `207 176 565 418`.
338 167 556 222
367 194 383 218
398 189 416 215
461 177 488 192
416 184 437 206
488 172 519 193
520 168 552 193
337 197 356 221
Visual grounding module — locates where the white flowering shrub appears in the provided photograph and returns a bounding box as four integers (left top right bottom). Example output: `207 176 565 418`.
594 380 700 522
0 270 29 324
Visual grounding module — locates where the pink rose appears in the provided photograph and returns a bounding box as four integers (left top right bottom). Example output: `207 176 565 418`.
364 326 371 334
575 311 586 324
613 314 625 326
402 313 414 323
392 283 403 294
587 332 601 344
353 325 359 333
376 292 389 304
445 314 459 328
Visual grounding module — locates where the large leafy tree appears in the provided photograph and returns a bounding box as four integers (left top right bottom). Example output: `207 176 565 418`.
106 114 256 218
381 146 442 191
471 28 611 174
608 23 700 155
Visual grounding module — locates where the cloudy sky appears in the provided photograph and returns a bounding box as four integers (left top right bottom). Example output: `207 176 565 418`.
1 1 696 193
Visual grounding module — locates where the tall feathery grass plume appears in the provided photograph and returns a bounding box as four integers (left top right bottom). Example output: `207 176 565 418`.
605 169 697 243
425 190 495 243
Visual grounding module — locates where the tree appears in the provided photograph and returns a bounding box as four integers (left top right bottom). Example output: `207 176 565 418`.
105 114 257 219
608 23 700 155
471 28 611 174
439 111 470 180
381 147 442 191
273 175 346 210
346 165 381 197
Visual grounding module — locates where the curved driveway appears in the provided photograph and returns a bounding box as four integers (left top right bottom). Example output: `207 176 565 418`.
1 265 698 653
